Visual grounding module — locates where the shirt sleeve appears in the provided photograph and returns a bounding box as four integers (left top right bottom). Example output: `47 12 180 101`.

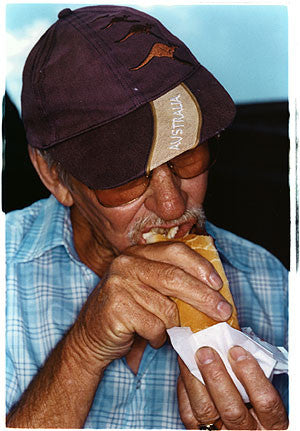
6 347 22 413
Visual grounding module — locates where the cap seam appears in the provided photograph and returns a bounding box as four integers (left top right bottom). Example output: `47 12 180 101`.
65 12 145 109
30 24 58 142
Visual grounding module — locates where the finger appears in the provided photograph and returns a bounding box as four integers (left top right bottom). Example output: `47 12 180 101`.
127 241 223 290
112 254 232 322
116 298 167 350
196 347 257 430
178 357 220 426
228 346 289 430
177 374 200 429
97 282 168 351
124 281 180 328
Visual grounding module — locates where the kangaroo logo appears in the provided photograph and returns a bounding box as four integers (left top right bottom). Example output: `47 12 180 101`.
101 15 138 29
115 23 161 43
131 42 193 71
94 13 193 71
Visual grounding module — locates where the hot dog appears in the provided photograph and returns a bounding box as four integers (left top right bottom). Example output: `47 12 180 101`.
152 233 240 332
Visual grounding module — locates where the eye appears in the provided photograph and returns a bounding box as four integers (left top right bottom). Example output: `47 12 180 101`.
94 175 150 207
169 143 210 179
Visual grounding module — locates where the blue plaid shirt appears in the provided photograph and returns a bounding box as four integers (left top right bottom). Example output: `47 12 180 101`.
6 195 288 428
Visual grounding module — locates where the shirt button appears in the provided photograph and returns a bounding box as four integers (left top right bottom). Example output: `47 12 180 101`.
136 381 141 389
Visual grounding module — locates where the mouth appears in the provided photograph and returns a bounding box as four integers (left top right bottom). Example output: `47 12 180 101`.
141 220 196 244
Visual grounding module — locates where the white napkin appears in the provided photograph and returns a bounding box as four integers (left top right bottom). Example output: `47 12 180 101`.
167 322 288 403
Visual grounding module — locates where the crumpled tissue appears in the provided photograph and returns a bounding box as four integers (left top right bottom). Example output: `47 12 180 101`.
167 322 288 403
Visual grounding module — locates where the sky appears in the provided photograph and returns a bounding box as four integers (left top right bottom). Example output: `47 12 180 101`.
3 2 289 113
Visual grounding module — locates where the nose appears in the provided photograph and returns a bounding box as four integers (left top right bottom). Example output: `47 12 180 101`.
144 164 187 220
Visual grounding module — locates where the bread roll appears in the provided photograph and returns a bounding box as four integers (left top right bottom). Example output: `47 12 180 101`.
154 233 240 332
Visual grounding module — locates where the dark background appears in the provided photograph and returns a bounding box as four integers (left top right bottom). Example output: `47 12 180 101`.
2 93 290 268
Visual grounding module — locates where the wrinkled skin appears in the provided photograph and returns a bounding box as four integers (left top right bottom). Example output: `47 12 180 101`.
6 149 288 429
178 347 288 430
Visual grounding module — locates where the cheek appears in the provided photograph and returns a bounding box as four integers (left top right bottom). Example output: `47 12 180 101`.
182 172 208 204
72 190 140 251
99 201 145 234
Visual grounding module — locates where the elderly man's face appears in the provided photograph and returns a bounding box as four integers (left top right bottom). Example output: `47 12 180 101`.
69 164 208 254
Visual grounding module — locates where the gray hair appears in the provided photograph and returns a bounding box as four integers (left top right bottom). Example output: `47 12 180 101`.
37 148 75 191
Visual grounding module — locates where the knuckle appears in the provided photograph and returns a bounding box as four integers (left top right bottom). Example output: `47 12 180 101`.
164 265 184 284
105 273 123 286
222 404 248 427
110 254 132 271
209 370 227 388
163 300 178 321
257 392 282 415
150 317 166 335
146 318 167 349
168 241 188 254
198 290 225 318
193 401 218 423
198 289 215 306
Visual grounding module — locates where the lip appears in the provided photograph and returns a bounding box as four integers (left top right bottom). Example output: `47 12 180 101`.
139 218 197 244
175 220 196 238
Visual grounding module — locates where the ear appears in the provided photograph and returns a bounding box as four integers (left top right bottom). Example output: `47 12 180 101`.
28 146 74 207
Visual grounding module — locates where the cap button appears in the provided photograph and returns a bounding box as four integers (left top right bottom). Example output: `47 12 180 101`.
58 8 72 19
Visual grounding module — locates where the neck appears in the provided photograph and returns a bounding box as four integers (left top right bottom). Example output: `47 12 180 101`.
70 206 116 277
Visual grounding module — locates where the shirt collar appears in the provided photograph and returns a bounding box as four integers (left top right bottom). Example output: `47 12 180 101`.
206 221 253 273
14 195 80 263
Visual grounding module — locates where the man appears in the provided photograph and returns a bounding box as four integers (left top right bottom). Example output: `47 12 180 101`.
6 5 288 429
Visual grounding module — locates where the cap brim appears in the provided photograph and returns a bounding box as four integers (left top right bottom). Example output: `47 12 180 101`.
48 65 236 190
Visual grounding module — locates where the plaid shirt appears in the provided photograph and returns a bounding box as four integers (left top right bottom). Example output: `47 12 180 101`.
6 195 288 428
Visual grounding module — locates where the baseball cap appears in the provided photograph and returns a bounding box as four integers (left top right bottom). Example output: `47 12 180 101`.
21 5 236 190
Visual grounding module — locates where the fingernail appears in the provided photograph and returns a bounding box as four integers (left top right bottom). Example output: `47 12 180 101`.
217 300 232 320
196 347 215 365
229 346 248 362
209 272 223 289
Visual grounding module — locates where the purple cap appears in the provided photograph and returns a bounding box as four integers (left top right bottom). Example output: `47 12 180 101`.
21 5 236 189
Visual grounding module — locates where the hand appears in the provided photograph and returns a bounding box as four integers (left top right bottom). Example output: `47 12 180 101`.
72 241 232 366
177 346 288 430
